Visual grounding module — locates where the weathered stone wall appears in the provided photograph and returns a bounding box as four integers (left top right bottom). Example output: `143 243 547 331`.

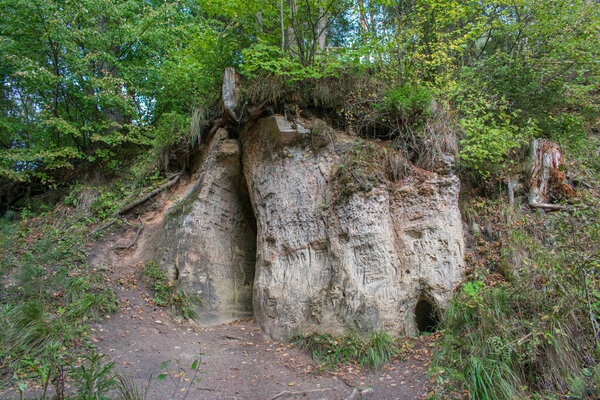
241 116 464 339
149 115 464 337
152 128 256 324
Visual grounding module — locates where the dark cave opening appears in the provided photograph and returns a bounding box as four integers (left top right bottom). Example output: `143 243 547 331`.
414 298 439 334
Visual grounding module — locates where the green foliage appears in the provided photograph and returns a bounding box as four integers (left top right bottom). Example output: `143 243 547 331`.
71 351 117 400
0 0 212 186
141 262 199 320
383 84 432 124
334 141 385 200
150 113 191 154
458 104 532 179
241 43 343 81
433 194 600 399
293 331 403 370
2 0 598 196
156 355 203 399
0 207 117 397
116 374 152 400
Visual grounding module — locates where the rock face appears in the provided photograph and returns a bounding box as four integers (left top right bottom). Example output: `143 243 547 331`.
150 115 464 338
240 116 465 339
153 128 256 324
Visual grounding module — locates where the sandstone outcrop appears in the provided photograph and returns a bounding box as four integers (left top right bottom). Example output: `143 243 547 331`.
151 114 464 337
241 116 464 339
152 128 256 324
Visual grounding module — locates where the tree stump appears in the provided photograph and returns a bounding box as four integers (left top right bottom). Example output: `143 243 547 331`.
528 139 574 209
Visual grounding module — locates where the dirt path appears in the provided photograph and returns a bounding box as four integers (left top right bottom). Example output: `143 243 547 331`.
84 224 435 400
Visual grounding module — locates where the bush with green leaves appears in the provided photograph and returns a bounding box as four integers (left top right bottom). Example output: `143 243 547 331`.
383 84 433 125
457 96 534 179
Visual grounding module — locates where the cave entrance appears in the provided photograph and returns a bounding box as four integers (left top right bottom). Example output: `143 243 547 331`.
414 298 439 334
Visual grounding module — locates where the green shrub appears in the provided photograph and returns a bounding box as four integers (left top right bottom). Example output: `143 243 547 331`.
383 84 433 124
71 351 117 400
458 99 533 179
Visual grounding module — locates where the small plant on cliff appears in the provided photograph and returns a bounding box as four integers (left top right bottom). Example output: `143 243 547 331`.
333 141 385 200
293 331 403 370
141 262 199 320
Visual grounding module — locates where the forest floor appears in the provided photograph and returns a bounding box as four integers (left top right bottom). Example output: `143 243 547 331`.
82 219 436 400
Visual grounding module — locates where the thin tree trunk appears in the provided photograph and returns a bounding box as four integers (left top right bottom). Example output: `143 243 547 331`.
280 0 285 52
316 7 327 56
286 0 298 56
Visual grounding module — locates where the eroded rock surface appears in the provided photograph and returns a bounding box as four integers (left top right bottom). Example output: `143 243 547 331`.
152 128 256 324
149 115 464 337
241 116 464 339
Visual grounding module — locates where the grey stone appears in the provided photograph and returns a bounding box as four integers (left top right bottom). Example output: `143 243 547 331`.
222 67 241 122
150 115 465 338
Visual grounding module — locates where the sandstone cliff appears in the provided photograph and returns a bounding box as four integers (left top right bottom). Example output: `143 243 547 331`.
150 115 465 339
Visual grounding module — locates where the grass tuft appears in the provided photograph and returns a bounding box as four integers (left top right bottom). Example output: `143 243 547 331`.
293 331 403 370
141 261 200 321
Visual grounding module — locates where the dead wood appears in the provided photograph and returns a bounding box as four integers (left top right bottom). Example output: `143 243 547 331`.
529 202 567 211
344 387 373 400
91 219 118 235
528 139 575 209
117 173 181 216
269 388 333 400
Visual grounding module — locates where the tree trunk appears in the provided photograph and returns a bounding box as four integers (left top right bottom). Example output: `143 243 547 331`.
97 17 129 132
280 0 285 52
316 7 327 56
286 0 298 56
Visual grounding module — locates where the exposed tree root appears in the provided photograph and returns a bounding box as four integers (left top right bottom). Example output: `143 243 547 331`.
117 173 182 215
116 216 145 250
90 172 181 235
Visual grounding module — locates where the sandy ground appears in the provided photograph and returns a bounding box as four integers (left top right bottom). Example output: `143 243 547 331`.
82 220 435 400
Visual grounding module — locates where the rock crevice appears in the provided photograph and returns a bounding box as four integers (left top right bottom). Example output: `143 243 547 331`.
151 128 256 325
